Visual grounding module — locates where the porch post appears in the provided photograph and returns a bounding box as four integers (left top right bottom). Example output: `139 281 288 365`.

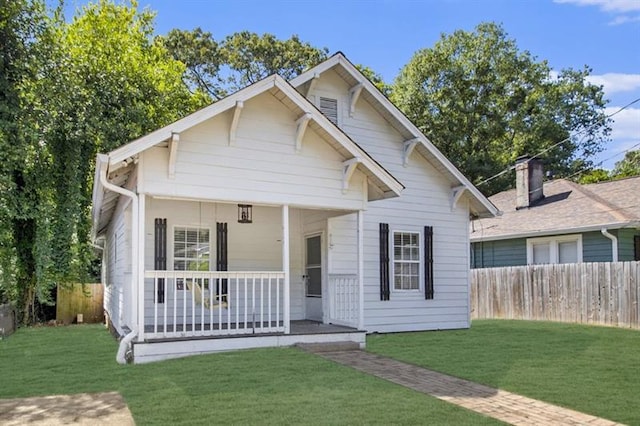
282 205 290 334
357 209 364 330
137 193 146 341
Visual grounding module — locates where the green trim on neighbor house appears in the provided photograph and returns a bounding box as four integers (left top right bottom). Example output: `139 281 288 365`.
471 230 639 268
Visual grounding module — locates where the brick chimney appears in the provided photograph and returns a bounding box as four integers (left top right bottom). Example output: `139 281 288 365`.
515 156 544 209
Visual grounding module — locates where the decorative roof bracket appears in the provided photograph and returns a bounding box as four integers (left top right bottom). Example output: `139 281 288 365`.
229 100 244 145
349 82 364 117
306 73 320 96
450 185 466 211
168 132 179 179
295 112 312 152
403 138 420 167
342 157 362 193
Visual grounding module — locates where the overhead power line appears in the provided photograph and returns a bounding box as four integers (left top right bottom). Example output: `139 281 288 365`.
477 97 640 187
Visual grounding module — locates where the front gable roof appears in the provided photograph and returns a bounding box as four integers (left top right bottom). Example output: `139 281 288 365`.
106 74 402 198
92 73 404 238
290 52 498 219
470 176 640 242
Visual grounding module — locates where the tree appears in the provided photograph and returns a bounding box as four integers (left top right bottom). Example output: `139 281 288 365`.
160 30 328 100
0 0 203 324
392 22 611 195
0 0 50 317
160 27 225 100
356 65 392 97
578 169 610 184
612 150 640 178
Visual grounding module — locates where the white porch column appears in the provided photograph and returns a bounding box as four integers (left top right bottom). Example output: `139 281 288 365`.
357 210 364 330
282 205 290 334
137 193 146 341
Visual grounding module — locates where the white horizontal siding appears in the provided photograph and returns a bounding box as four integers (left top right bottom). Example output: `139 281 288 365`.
309 71 472 332
142 91 366 211
328 213 357 275
103 194 133 334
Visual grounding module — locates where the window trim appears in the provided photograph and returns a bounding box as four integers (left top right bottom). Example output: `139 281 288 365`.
390 229 423 293
526 234 583 265
171 224 213 273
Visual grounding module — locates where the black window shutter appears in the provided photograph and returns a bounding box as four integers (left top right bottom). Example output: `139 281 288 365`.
154 218 167 303
424 226 434 300
379 223 390 301
216 222 228 302
634 235 640 261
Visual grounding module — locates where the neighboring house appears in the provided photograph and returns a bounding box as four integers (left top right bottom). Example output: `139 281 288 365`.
91 52 497 364
471 158 640 268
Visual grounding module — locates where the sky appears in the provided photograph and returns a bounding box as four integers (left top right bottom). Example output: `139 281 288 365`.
61 0 640 170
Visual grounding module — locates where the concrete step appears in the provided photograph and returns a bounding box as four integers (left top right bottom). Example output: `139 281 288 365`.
297 341 362 353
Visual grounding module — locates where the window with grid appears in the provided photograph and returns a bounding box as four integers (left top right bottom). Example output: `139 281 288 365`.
393 231 420 290
174 227 210 290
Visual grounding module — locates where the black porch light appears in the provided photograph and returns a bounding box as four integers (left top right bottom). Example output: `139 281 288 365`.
238 204 252 223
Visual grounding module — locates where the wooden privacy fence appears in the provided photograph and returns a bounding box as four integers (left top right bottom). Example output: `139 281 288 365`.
471 262 640 329
56 283 104 324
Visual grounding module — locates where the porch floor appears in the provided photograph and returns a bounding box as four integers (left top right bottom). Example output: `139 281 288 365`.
143 320 360 342
134 320 366 363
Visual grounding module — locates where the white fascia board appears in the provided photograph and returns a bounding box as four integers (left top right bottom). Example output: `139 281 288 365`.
290 55 342 86
274 76 403 197
90 154 110 241
469 221 640 243
108 77 279 167
292 53 496 216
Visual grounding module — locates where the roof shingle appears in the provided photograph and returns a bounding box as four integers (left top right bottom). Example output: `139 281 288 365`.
470 176 640 241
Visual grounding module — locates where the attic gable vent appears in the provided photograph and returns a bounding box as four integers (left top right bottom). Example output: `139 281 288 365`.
319 97 338 125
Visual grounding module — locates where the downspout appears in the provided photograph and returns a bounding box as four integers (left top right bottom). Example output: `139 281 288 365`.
97 154 139 364
601 228 618 262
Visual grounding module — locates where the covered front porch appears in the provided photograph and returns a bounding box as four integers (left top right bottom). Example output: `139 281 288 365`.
143 270 360 340
135 197 365 346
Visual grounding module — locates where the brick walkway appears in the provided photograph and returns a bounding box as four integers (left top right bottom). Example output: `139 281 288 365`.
311 349 623 426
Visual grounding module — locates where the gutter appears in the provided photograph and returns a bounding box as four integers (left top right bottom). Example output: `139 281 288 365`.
600 228 618 262
97 154 140 364
470 222 636 243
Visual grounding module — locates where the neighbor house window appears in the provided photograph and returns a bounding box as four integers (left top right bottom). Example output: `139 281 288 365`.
392 231 421 290
174 227 210 289
526 235 582 265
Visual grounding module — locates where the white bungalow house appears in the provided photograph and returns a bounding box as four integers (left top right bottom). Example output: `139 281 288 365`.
91 52 497 363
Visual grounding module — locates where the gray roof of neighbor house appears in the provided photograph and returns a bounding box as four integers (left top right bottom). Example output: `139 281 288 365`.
470 176 640 242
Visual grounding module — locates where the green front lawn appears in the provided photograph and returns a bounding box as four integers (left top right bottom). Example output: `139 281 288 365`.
368 320 640 425
1 325 499 425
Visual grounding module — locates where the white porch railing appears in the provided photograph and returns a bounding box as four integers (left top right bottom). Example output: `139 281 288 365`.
144 271 285 339
328 274 359 328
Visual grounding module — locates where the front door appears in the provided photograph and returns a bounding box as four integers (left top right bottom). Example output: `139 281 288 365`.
305 235 322 321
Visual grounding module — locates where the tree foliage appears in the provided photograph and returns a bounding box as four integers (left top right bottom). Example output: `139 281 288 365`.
612 150 640 178
576 149 640 184
159 29 329 100
0 0 202 324
0 0 50 317
392 22 611 195
356 64 392 97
